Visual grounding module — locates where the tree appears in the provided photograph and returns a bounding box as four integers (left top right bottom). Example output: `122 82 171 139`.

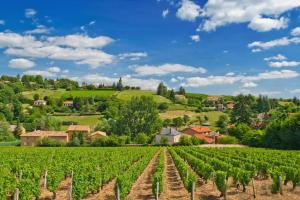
33 93 40 101
135 133 149 144
116 77 123 91
228 123 251 140
241 130 264 147
0 121 15 142
36 116 62 131
169 89 175 102
231 94 255 125
156 82 167 96
178 86 186 95
196 115 203 125
183 115 190 124
216 115 229 129
173 117 184 128
256 95 271 113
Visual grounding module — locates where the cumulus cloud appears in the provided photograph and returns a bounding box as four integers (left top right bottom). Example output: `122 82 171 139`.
0 32 115 68
176 0 201 21
264 54 286 61
81 74 162 90
291 27 300 36
47 66 61 73
248 37 300 51
199 0 300 32
248 16 288 32
132 63 207 76
118 52 148 61
290 88 300 94
183 70 299 87
8 58 35 69
190 34 200 42
162 9 169 18
170 78 178 83
25 25 53 35
242 82 258 88
0 20 5 25
25 8 37 18
268 61 300 68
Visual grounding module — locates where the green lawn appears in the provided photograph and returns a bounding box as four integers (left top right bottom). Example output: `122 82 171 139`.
53 115 101 130
116 90 171 104
22 89 116 99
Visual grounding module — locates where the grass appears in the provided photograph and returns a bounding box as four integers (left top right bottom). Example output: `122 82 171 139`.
22 89 116 99
116 90 171 104
160 110 225 128
0 140 20 146
53 115 101 130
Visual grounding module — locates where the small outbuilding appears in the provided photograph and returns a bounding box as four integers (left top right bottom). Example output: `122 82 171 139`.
90 131 107 140
155 127 182 145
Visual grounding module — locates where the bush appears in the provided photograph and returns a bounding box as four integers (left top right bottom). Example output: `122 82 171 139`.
228 123 251 140
218 135 238 144
157 103 169 111
241 130 264 147
92 136 123 147
37 137 65 147
135 133 149 144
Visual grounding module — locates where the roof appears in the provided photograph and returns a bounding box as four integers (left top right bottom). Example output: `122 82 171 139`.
193 133 224 144
159 127 181 136
34 100 46 102
189 126 211 133
67 125 90 132
20 130 68 137
64 100 73 103
91 131 107 137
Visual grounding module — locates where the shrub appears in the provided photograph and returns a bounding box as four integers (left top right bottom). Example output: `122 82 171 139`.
218 135 238 144
37 137 65 147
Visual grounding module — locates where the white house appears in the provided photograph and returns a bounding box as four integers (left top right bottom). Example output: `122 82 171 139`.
155 127 182 145
33 100 47 106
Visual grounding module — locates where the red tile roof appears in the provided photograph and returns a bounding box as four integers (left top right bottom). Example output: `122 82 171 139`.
20 130 68 137
189 126 211 133
67 125 90 132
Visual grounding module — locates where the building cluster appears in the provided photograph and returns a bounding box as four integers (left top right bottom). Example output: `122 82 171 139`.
20 125 106 146
155 125 223 145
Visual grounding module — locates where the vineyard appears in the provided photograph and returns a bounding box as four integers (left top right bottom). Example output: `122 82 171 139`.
0 147 300 200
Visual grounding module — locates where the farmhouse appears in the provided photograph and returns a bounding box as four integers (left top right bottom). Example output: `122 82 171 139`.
63 100 73 107
20 130 69 146
90 131 107 140
182 126 222 144
33 100 47 106
67 125 90 139
155 127 182 145
216 103 224 111
226 101 235 109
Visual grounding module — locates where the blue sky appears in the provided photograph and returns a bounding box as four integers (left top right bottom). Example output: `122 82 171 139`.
0 0 300 98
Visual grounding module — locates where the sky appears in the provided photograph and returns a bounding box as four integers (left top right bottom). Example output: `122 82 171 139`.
0 0 300 98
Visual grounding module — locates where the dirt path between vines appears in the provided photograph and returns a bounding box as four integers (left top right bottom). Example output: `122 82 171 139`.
159 150 190 200
83 178 117 200
55 177 72 200
125 152 160 200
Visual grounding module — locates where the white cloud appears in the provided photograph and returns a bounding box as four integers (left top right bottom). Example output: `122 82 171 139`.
268 61 300 68
290 88 300 94
226 72 235 76
89 21 96 26
190 34 200 42
8 58 35 69
242 82 257 88
248 37 300 51
23 70 55 77
47 66 61 73
118 52 148 61
25 25 53 35
248 16 288 32
132 63 207 76
81 74 162 90
170 78 178 83
25 8 37 18
291 27 300 36
199 0 300 32
47 34 114 48
62 69 69 73
183 70 299 87
0 32 115 68
264 54 287 61
176 0 201 21
162 9 169 18
0 20 5 25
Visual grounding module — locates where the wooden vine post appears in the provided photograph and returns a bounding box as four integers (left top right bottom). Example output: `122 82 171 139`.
251 178 256 198
44 170 48 188
279 176 283 195
191 181 195 200
68 171 73 200
116 183 120 200
156 181 159 200
14 188 19 200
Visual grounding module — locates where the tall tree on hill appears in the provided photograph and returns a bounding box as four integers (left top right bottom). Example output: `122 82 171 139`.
256 95 271 113
231 94 255 125
169 89 175 102
116 77 123 91
178 86 186 95
156 82 167 96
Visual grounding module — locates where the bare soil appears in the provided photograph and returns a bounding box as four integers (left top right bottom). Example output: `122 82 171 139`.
125 152 160 200
54 177 72 200
83 178 117 200
159 150 190 200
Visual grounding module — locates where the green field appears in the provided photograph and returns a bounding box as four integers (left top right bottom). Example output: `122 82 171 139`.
53 114 101 130
116 90 171 103
22 89 116 99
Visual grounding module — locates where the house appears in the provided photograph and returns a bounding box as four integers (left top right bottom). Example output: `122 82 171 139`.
226 101 235 109
63 100 73 107
33 100 47 106
155 127 182 144
90 131 107 140
207 96 219 102
216 104 224 111
20 130 69 146
182 126 223 144
67 125 90 139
